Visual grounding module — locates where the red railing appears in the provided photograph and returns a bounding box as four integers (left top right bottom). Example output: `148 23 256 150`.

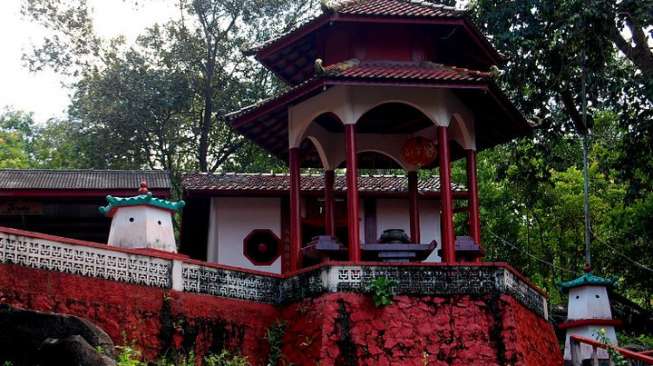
570 335 653 365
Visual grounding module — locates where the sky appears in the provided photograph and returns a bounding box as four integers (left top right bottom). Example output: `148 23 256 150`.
0 0 178 124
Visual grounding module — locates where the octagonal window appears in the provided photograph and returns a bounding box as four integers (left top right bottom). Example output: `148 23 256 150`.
243 229 281 266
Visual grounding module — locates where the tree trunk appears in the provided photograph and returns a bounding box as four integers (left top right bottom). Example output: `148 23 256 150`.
198 67 213 172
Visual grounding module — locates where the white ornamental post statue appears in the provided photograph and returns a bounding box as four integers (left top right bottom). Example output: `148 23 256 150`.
99 181 185 253
560 265 620 365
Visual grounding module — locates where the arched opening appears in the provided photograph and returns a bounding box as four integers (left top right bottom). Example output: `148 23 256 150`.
356 102 433 134
298 137 326 169
336 150 405 171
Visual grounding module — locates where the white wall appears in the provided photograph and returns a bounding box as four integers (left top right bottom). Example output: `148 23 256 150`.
108 206 176 252
374 198 442 262
207 197 281 274
567 286 613 320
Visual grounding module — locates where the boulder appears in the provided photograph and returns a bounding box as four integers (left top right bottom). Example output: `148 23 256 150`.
0 304 115 365
38 335 116 366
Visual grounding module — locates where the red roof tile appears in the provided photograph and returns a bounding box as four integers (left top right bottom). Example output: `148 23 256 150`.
325 60 491 82
227 61 490 121
334 0 462 18
182 172 465 194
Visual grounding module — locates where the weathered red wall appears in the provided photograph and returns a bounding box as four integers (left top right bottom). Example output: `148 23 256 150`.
279 293 562 366
0 263 562 365
0 264 278 362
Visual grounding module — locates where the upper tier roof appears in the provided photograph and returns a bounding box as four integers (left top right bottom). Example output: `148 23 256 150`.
247 0 503 85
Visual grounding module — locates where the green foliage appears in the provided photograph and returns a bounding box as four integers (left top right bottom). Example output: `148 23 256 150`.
204 350 249 366
0 109 34 169
0 107 90 169
265 320 287 366
116 345 145 366
154 352 196 366
115 345 249 366
369 276 396 307
594 328 628 366
618 332 653 350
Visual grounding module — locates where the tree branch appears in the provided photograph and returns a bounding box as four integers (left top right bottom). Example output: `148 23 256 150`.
209 139 245 172
608 14 653 79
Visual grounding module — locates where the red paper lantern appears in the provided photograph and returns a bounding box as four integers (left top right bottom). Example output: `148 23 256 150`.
401 136 437 167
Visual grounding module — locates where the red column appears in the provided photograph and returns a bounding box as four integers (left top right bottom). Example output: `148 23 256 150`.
324 169 336 237
466 149 482 250
289 147 302 271
344 124 361 262
408 171 420 243
438 126 456 263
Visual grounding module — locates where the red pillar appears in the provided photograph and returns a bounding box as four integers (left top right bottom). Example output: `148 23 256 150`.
345 124 361 262
408 171 420 243
438 126 456 263
289 147 302 271
324 169 336 237
466 149 481 249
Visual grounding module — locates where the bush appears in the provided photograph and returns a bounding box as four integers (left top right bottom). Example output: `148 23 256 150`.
369 276 396 307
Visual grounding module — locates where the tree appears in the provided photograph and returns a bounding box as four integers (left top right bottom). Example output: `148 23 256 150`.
70 41 195 172
0 108 86 169
468 0 653 306
0 109 34 168
22 0 319 175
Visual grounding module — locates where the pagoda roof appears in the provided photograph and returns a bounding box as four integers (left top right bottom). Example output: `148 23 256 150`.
558 272 616 293
247 0 503 85
226 60 529 165
99 192 185 217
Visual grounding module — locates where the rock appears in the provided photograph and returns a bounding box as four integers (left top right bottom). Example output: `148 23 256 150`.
38 335 116 366
0 304 115 365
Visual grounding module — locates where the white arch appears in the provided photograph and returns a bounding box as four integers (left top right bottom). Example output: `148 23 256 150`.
288 86 352 148
348 86 462 127
448 113 476 150
355 100 436 127
334 149 409 171
304 136 330 169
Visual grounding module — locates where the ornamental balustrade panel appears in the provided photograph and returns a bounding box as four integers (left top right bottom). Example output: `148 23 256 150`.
0 232 171 288
181 263 279 303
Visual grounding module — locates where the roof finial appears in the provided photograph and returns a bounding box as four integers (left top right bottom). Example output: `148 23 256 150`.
139 180 149 194
583 262 592 273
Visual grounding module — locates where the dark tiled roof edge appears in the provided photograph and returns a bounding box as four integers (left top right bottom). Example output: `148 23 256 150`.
182 172 466 193
0 169 171 190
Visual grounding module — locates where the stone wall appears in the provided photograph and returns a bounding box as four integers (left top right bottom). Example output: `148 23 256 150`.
279 293 562 366
0 264 278 361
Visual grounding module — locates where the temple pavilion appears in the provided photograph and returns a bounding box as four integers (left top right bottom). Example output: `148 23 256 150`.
224 0 531 272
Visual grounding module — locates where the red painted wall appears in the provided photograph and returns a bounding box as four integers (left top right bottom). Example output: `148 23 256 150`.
0 264 278 362
0 263 561 365
279 293 562 366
